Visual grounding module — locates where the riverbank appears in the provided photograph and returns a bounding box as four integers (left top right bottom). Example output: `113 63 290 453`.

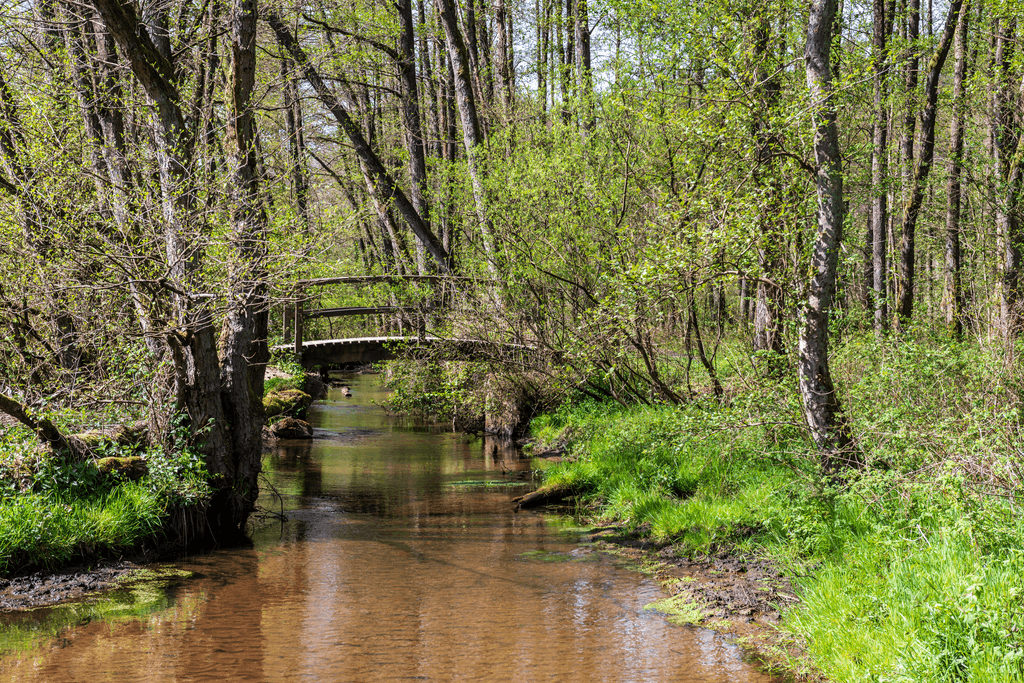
580 525 808 679
0 363 321 586
523 337 1024 682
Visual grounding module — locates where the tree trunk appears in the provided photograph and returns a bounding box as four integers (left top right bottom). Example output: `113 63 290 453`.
495 0 513 112
894 0 920 324
574 0 594 131
802 0 856 472
281 58 310 230
560 0 573 124
896 0 964 324
992 19 1023 336
871 0 889 335
538 0 549 120
945 0 968 338
751 10 785 374
397 0 432 274
90 0 262 539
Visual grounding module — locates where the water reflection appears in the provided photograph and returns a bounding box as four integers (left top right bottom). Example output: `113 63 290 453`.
0 375 780 683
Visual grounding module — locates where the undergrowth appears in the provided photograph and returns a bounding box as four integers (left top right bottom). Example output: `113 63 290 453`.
0 416 214 576
533 333 1024 682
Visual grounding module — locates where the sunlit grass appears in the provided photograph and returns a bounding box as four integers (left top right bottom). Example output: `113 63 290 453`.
537 337 1024 682
0 484 163 575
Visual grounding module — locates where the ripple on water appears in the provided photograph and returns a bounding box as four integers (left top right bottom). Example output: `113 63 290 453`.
0 374 782 683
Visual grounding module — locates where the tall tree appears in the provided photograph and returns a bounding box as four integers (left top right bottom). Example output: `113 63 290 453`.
88 0 269 537
895 0 965 323
871 0 890 335
750 6 785 371
945 0 969 338
801 0 855 471
991 18 1023 336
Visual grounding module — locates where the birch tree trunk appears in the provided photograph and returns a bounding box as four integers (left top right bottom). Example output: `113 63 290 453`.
801 0 856 472
435 0 501 282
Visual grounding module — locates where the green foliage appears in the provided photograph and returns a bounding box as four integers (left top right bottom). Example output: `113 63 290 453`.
789 529 1024 682
0 412 216 575
539 335 1024 682
264 376 304 395
382 360 486 431
0 485 162 575
539 400 789 551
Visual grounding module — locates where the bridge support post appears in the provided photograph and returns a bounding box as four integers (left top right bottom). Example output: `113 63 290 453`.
293 299 303 356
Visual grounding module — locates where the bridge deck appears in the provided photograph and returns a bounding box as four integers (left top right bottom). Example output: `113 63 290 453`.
272 336 538 367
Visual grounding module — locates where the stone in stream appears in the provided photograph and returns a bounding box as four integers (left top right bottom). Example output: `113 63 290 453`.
268 417 313 440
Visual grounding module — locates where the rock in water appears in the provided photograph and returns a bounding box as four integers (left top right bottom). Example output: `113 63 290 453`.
269 417 313 440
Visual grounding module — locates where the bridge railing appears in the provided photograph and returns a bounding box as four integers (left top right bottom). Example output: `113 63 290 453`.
281 275 487 354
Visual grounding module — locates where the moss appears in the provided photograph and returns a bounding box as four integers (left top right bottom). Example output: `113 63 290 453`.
95 456 147 481
643 592 706 626
263 389 312 418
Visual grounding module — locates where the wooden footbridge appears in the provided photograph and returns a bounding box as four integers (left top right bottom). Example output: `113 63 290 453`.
273 275 544 368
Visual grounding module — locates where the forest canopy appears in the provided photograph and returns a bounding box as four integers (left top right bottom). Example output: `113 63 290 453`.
0 0 1021 529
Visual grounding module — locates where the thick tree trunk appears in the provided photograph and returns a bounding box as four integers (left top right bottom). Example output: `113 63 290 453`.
220 0 269 508
802 0 856 472
89 0 271 539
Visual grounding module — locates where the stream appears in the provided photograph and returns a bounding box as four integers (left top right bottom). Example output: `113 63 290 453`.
0 375 781 682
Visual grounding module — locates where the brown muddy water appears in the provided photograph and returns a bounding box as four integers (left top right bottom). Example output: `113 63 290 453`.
0 376 782 682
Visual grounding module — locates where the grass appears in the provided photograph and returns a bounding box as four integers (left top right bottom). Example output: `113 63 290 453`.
531 333 1024 682
0 485 163 575
0 361 308 577
0 416 215 576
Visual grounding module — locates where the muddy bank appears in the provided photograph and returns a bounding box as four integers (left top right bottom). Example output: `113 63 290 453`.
581 525 823 682
0 561 142 612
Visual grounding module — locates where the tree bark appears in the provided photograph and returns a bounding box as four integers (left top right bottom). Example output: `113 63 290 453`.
895 0 964 323
574 0 594 131
945 0 968 338
219 0 269 502
751 10 784 373
801 0 856 472
397 0 432 274
992 19 1023 336
871 0 889 335
281 58 310 230
90 0 259 539
894 0 920 324
495 0 513 112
